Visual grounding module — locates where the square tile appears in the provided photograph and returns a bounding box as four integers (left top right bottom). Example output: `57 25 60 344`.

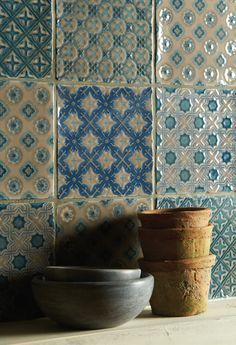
56 0 152 83
156 0 236 86
0 202 55 320
56 198 152 268
156 196 236 298
0 80 54 200
58 85 153 199
0 0 52 79
156 87 236 194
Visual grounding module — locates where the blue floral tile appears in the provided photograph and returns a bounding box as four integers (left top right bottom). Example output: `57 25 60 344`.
156 196 236 299
56 198 151 268
156 87 236 194
0 80 54 200
0 202 55 320
156 0 236 86
0 0 52 79
57 85 153 199
56 0 152 83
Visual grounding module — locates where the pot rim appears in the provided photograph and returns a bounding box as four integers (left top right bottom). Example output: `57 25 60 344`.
138 207 211 216
32 272 153 286
139 254 215 272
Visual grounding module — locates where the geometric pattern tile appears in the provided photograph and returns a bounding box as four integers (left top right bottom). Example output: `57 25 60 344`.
156 88 236 194
0 202 55 320
56 198 152 268
0 80 54 200
57 85 153 199
156 0 236 86
0 0 52 79
56 0 152 83
156 195 236 299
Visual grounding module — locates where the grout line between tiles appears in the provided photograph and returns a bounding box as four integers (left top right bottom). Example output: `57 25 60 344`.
0 75 235 91
51 0 56 81
0 192 235 206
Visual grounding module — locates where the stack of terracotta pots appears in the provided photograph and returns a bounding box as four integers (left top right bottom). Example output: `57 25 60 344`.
138 207 215 317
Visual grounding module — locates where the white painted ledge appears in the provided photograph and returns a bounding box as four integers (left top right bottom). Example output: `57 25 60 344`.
0 299 236 345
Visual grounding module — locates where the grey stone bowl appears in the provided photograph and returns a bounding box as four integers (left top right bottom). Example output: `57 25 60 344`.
44 266 141 282
32 273 154 330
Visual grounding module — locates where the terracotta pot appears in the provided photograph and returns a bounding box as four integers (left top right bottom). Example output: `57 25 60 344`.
139 254 215 317
138 225 213 260
138 207 211 229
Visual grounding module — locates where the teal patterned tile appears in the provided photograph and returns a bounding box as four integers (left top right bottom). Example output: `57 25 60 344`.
0 202 55 321
156 196 236 299
56 198 151 268
156 0 236 86
57 0 152 83
57 85 153 199
156 87 236 194
0 80 54 200
0 0 52 79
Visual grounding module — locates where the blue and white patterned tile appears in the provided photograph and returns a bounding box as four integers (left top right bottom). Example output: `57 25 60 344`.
57 85 153 199
156 87 236 194
56 0 152 83
0 202 55 320
0 0 52 79
156 0 236 86
56 198 151 268
156 196 236 298
0 80 54 200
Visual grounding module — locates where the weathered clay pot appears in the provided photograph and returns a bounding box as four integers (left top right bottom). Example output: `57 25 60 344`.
139 254 215 317
138 225 213 260
138 208 211 229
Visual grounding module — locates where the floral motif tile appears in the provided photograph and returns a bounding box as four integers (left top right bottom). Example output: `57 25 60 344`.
156 0 236 86
156 88 236 194
0 0 52 79
56 198 151 268
57 85 153 199
0 202 55 320
56 0 152 83
0 80 54 200
156 196 236 298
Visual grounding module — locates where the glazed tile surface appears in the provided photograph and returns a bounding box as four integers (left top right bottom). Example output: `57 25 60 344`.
0 202 55 320
56 198 151 268
156 0 236 86
0 0 52 79
56 0 152 83
57 85 153 199
156 88 236 194
0 81 54 199
156 196 236 298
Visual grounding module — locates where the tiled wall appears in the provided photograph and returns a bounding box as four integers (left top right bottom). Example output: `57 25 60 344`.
0 0 235 320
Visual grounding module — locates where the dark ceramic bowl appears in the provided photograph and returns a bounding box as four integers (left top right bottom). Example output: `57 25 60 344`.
44 266 141 282
32 273 154 330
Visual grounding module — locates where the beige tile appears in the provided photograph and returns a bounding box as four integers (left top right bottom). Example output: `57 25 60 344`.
56 198 152 268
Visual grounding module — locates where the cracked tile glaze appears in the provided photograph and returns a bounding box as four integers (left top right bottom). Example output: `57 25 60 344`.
156 0 236 86
57 0 152 83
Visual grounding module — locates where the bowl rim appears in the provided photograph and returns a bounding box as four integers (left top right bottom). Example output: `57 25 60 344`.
138 207 211 215
45 266 141 274
32 272 153 286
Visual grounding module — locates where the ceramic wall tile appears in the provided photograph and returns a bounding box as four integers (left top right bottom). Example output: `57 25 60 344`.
156 196 236 298
156 87 236 194
0 0 52 79
57 85 153 199
56 0 152 83
0 80 54 200
156 0 236 86
56 198 151 268
0 202 55 320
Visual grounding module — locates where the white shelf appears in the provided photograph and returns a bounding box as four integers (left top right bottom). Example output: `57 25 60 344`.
0 299 236 345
